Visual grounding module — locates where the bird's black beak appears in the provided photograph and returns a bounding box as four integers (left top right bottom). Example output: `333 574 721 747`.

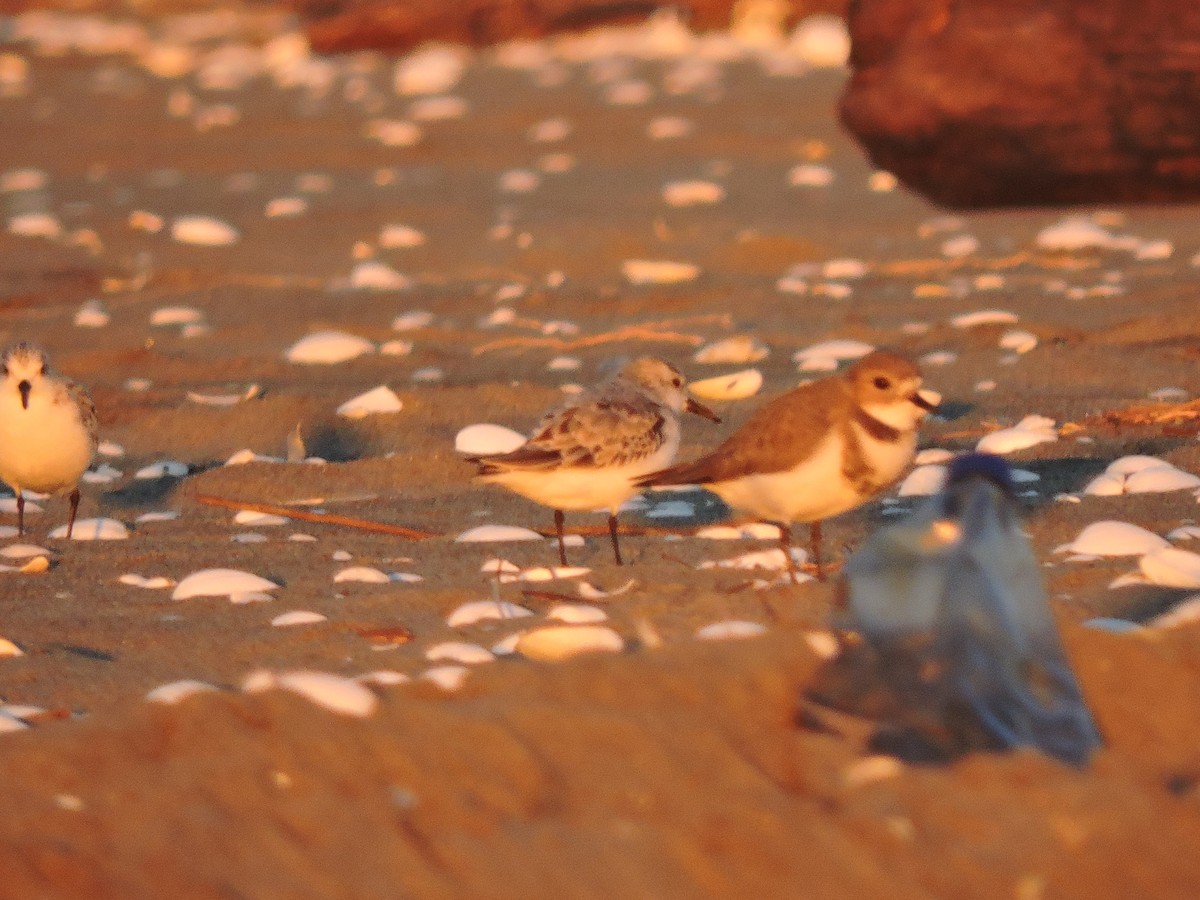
686 397 721 423
17 380 30 410
909 389 940 413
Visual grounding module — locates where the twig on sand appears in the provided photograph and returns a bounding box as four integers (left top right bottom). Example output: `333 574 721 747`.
471 314 733 356
192 494 437 540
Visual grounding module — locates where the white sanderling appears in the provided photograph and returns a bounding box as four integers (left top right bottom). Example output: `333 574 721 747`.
0 342 98 538
469 357 719 565
638 350 939 580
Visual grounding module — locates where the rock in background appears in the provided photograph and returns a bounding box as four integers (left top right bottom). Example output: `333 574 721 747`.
839 0 1200 207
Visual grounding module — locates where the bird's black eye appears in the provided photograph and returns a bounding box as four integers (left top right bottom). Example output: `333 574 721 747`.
672 377 682 388
39 364 47 375
873 376 891 390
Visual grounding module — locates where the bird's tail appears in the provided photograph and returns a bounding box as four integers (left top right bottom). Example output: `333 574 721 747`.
634 459 712 489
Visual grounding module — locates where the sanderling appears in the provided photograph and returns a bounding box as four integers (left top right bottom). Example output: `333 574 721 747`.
638 350 939 580
0 343 98 538
469 357 719 566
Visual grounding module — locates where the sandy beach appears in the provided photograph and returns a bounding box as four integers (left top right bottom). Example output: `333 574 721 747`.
1 9 1200 897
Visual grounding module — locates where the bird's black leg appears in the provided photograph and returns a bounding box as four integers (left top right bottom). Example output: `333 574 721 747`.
608 513 623 566
554 509 568 566
810 520 825 582
16 493 24 537
67 488 80 539
778 522 799 584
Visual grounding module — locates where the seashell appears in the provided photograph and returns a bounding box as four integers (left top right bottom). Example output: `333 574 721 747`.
1082 473 1125 496
1149 596 1200 629
135 511 177 523
1036 216 1117 251
348 260 411 291
515 625 624 661
74 299 110 328
394 46 467 95
173 568 280 601
455 423 526 455
897 464 947 497
245 670 378 718
0 168 47 192
171 215 239 246
1169 526 1200 542
793 339 874 370
0 711 28 732
497 169 540 193
392 310 434 332
698 547 806 571
357 671 410 686
455 524 543 543
1054 521 1169 557
1139 547 1200 589
689 369 763 401
692 335 768 365
379 224 426 248
787 164 834 187
447 600 534 628
265 196 307 218
694 522 780 540
8 212 61 239
119 573 173 589
425 641 495 665
920 351 957 367
804 631 840 659
504 566 591 583
336 385 403 419
1126 465 1200 493
941 235 980 258
411 367 443 383
621 259 700 285
146 680 218 704
528 117 571 143
789 14 850 66
695 620 767 640
1000 329 1038 354
662 180 725 207
334 566 391 584
842 755 903 787
150 306 203 326
365 119 422 147
1108 455 1173 475
1 543 51 559
50 518 127 540
577 579 636 599
975 415 1057 455
271 610 327 627
647 116 694 139
286 330 374 364
422 665 470 691
0 636 23 657
546 603 608 624
950 309 1019 329
135 459 189 480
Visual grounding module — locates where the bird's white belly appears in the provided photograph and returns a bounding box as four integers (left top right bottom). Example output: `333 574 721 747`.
0 403 92 494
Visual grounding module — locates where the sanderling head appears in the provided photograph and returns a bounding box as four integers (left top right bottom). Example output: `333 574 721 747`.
2 342 51 410
619 357 720 422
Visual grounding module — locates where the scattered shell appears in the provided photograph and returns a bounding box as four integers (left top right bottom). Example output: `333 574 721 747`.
1000 329 1038 355
135 511 177 523
790 14 851 66
446 600 534 628
422 665 470 691
50 518 128 540
8 212 61 239
546 603 608 624
502 565 592 583
621 259 700 285
803 631 840 659
285 330 374 364
173 568 280 601
455 423 526 455
689 369 763 401
693 335 768 365
662 180 725 206
187 384 260 407
135 460 188 479
379 224 426 248
694 523 780 540
455 524 543 543
1148 597 1200 629
788 164 834 187
577 579 637 599
698 548 807 571
245 670 377 718
234 510 288 527
951 309 1019 329
74 299 110 328
336 386 403 419
695 620 767 641
515 625 624 661
349 260 411 291
146 680 218 704
1139 547 1200 589
334 566 390 584
425 641 495 665
272 610 327 627
1054 521 1169 557
119 574 173 589
975 415 1057 455
0 637 23 657
1 543 50 559
1083 457 1200 495
171 215 239 246
843 755 903 787
897 464 947 497
794 339 873 372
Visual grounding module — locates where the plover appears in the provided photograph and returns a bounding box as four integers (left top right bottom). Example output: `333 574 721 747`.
637 350 938 580
469 357 719 566
0 343 98 538
841 453 1101 765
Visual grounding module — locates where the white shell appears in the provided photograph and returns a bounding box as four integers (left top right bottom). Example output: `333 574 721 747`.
1140 547 1200 589
50 518 128 540
173 568 280 600
146 680 218 704
621 259 700 285
135 460 188 479
1 543 50 559
425 641 495 665
1083 473 1126 496
999 329 1038 354
914 448 954 465
1149 596 1200 629
171 215 239 246
380 224 426 248
897 464 947 497
245 670 378 718
0 637 23 657
515 625 624 661
975 415 1057 454
577 578 637 599
689 369 763 401
455 423 526 455
793 339 874 368
1036 216 1117 251
74 299 110 328
421 665 470 691
271 610 327 626
150 306 203 326
119 574 173 589
446 600 534 628
787 164 834 187
662 180 725 207
336 386 403 419
1126 466 1200 494
695 620 767 640
285 330 375 364
546 603 608 624
349 260 411 291
789 14 851 66
1055 521 1169 557
692 335 768 365
950 309 1018 328
694 522 780 541
698 547 806 571
334 566 391 584
234 510 288 527
503 566 591 583
454 524 543 543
